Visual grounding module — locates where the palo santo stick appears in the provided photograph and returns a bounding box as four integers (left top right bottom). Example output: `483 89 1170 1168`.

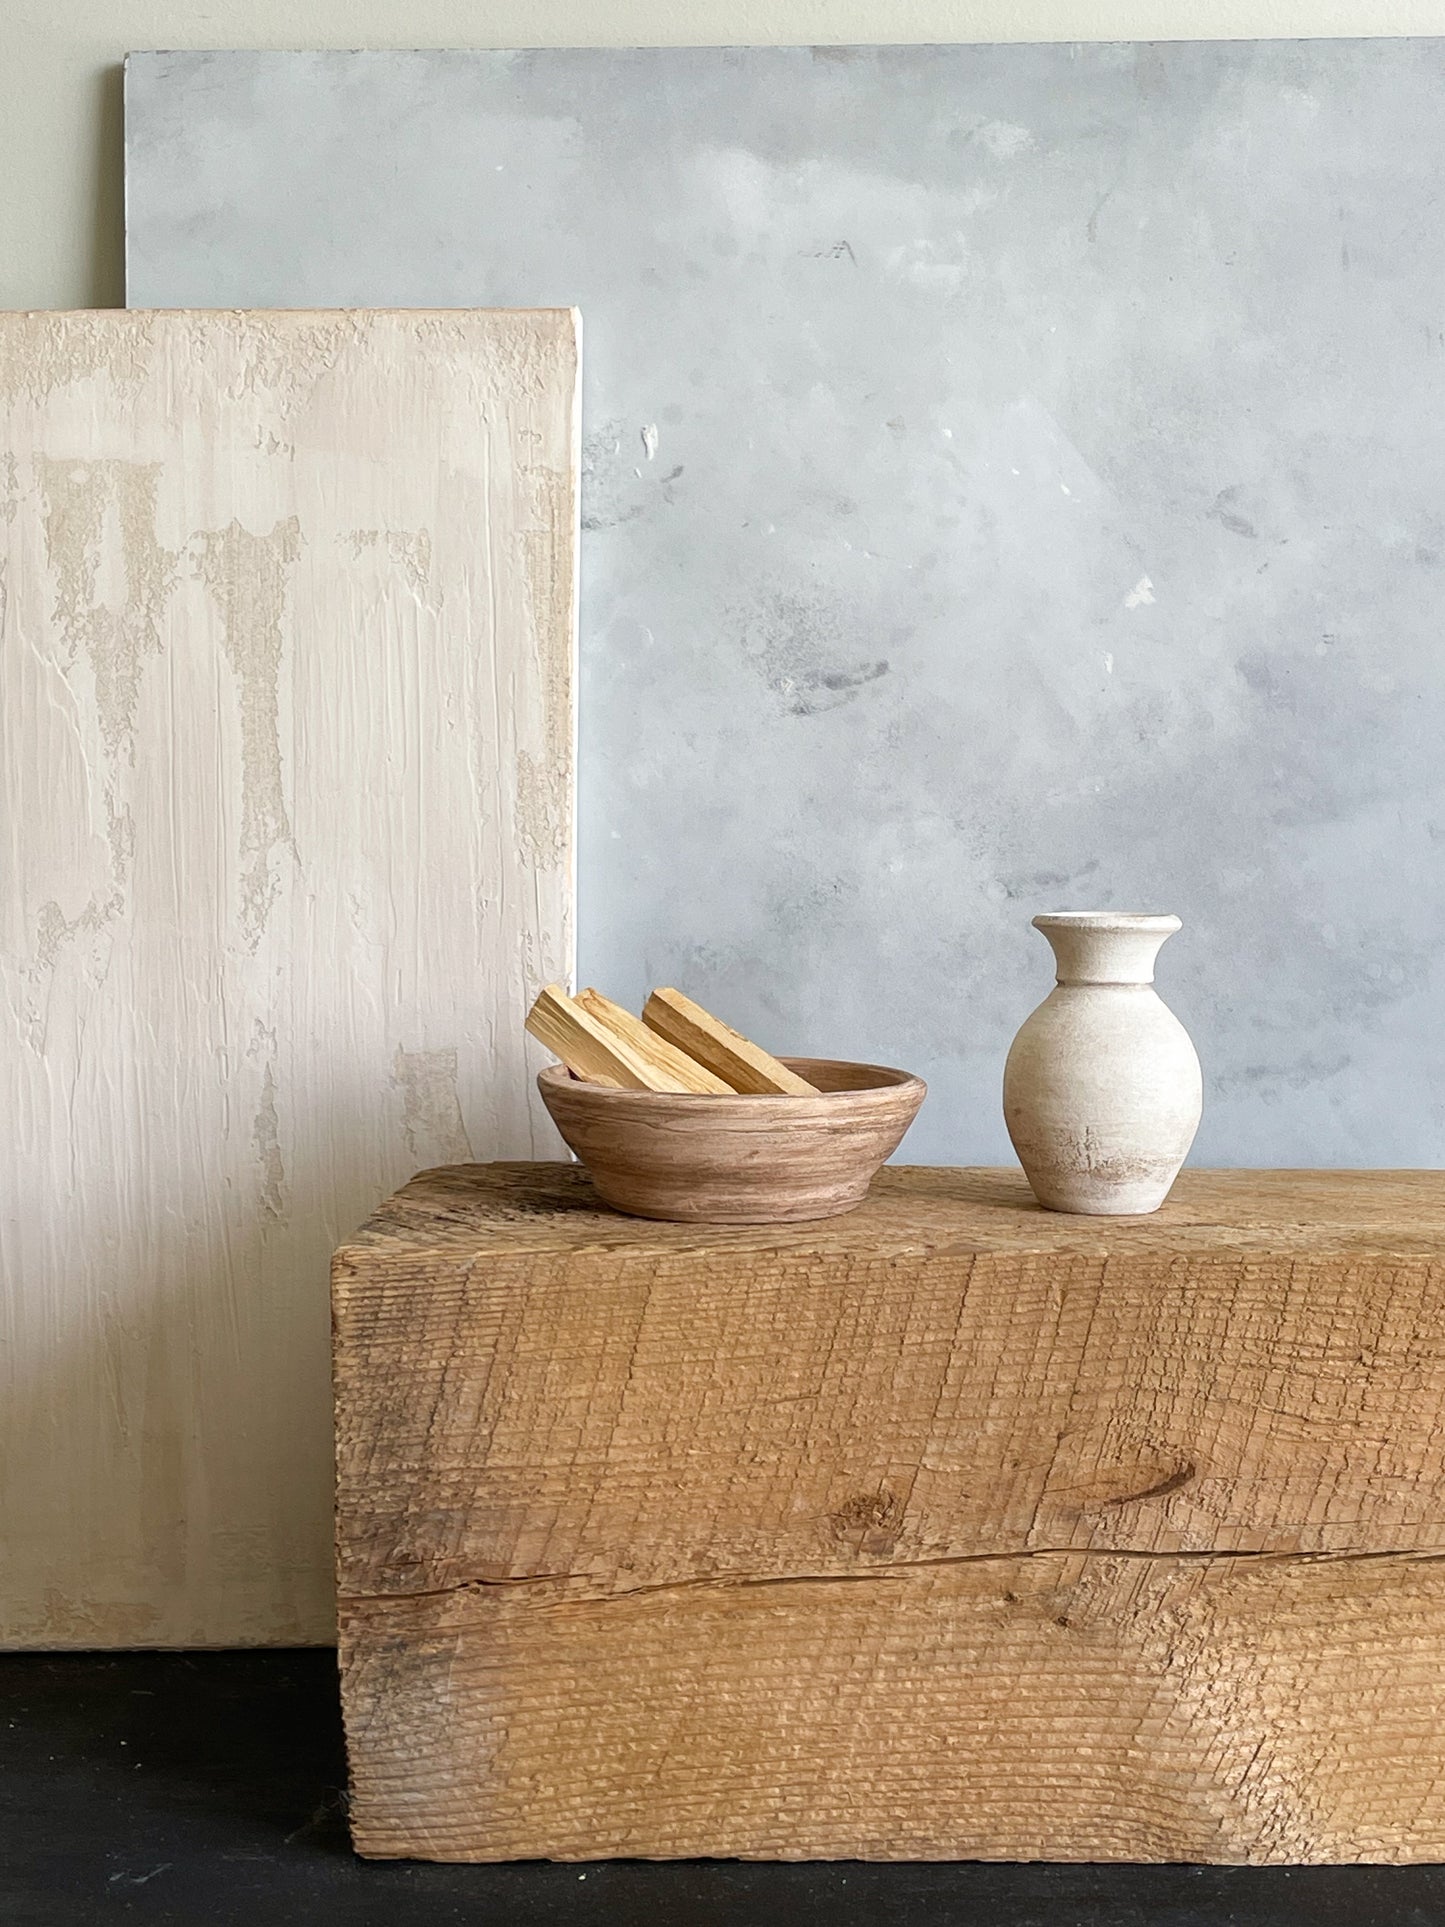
575 988 734 1095
525 985 697 1093
641 987 819 1095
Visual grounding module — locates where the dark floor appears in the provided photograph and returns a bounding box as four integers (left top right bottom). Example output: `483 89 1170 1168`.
3 1653 1445 1927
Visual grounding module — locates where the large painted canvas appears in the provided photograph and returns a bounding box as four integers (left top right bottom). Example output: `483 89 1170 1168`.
0 309 579 1644
124 44 1445 1168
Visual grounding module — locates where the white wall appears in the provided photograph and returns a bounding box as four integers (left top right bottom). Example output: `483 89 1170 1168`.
5 2 1444 311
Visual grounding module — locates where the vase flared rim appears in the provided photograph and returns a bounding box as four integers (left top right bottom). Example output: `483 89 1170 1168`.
1033 911 1181 932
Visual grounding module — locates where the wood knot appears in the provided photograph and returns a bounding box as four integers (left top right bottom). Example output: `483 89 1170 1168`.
1099 1460 1197 1509
828 1486 900 1544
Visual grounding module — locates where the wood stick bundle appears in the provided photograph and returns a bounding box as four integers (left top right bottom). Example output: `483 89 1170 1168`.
525 983 819 1095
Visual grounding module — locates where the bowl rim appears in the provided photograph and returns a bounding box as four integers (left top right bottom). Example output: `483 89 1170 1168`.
536 1055 926 1103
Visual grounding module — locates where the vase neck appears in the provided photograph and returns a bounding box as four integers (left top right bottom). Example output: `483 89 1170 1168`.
1033 912 1182 986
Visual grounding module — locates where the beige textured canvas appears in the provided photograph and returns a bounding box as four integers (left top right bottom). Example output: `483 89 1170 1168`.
0 309 579 1646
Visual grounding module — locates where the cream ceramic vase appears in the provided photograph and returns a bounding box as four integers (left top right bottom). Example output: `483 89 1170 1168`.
1003 912 1202 1216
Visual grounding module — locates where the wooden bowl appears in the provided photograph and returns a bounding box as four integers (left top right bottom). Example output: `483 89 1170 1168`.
537 1056 926 1224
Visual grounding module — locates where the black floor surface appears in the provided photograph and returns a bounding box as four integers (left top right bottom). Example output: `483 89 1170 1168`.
3 1651 1445 1925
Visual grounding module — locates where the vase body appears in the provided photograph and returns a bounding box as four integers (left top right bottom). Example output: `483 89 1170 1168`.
1003 912 1202 1216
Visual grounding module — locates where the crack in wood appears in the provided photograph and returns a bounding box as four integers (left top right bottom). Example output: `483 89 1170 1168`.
338 1544 1445 1613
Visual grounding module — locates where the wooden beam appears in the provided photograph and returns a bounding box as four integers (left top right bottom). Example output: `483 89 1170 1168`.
334 1164 1445 1863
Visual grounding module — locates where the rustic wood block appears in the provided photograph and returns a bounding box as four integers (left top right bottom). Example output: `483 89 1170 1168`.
332 1165 1445 1862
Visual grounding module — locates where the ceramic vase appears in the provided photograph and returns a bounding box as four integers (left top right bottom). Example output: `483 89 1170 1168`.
1002 912 1202 1216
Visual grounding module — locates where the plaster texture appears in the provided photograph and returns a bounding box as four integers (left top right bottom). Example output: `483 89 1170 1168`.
126 42 1445 1163
0 308 578 1644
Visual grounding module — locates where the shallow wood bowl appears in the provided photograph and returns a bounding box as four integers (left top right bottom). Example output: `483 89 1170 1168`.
537 1056 927 1224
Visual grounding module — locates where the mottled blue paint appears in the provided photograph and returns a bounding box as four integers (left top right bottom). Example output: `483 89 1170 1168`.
126 44 1445 1163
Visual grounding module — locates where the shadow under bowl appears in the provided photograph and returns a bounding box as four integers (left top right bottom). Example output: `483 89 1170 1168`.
537 1056 927 1224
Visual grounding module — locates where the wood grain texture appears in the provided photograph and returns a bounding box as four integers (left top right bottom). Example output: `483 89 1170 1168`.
525 982 701 1093
574 987 733 1094
334 1164 1445 1861
0 311 579 1647
341 1551 1445 1864
642 985 819 1094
